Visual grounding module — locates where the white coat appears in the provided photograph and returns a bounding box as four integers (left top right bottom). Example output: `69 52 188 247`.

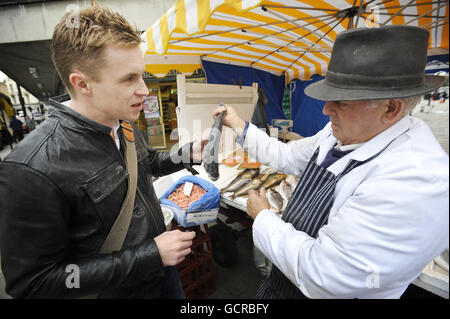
243 115 449 298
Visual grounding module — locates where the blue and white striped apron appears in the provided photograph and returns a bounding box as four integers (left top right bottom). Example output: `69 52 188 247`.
256 144 387 299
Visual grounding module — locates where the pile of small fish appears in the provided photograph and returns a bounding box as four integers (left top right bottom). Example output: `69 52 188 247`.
168 183 206 210
220 166 299 213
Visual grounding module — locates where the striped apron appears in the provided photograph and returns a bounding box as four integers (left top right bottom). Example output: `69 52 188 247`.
256 144 385 299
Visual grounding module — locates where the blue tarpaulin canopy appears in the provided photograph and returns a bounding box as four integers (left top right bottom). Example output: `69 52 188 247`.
202 60 286 125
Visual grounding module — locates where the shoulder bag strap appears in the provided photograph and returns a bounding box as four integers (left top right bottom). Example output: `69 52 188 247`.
82 121 138 299
100 121 138 253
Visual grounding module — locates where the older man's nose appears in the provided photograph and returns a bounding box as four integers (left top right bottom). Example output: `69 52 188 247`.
323 102 334 115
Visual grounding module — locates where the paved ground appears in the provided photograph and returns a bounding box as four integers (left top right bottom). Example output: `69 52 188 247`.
0 142 16 162
207 226 263 299
412 98 449 154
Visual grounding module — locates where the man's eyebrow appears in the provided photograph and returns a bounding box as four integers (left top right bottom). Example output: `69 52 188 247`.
120 72 141 79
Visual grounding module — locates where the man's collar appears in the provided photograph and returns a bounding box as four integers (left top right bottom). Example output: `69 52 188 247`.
348 116 410 162
48 94 112 135
320 116 411 174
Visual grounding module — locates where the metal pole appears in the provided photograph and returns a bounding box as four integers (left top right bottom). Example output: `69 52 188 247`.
382 0 416 25
347 15 354 29
250 16 339 66
403 2 448 25
171 13 333 45
384 1 443 10
283 17 345 74
347 0 357 29
16 84 27 118
201 15 337 60
426 20 449 29
354 0 365 28
421 17 448 28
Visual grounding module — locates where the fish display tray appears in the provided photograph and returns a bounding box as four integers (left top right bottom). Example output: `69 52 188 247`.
173 223 216 299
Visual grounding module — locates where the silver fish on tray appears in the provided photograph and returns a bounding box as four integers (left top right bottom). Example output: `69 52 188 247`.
260 173 287 190
286 175 300 189
259 164 276 175
220 169 258 193
203 102 226 181
231 173 270 199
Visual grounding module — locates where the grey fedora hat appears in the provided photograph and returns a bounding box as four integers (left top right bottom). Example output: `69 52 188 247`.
305 25 446 101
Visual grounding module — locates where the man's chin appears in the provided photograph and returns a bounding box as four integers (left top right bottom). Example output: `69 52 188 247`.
123 112 141 122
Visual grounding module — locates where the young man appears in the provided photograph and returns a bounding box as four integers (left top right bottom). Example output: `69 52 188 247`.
214 26 448 298
0 5 202 298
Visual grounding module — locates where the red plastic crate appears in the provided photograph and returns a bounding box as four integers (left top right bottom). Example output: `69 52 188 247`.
172 223 216 298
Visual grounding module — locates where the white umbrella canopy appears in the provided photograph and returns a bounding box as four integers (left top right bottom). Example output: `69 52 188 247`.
141 0 449 83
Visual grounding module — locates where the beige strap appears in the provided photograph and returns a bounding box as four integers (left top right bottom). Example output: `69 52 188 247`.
100 134 137 253
82 122 138 298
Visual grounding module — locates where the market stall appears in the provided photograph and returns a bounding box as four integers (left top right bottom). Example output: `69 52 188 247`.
141 0 448 137
143 0 449 298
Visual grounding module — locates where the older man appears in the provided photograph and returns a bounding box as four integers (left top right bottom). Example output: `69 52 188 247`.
214 26 448 298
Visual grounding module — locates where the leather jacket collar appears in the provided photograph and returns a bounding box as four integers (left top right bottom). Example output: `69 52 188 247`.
48 94 112 135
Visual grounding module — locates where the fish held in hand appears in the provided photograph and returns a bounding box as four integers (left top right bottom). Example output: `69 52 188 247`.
203 103 226 181
267 188 283 212
279 180 293 201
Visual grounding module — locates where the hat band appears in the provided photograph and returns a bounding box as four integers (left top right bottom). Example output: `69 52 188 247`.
325 71 425 91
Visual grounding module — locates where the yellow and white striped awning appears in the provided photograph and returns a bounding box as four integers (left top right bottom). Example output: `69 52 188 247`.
142 0 449 83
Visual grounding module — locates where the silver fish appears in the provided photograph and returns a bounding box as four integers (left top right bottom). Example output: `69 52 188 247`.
267 189 283 212
231 174 270 198
260 173 287 190
259 165 276 175
279 180 293 201
203 103 226 181
286 175 300 189
220 169 258 193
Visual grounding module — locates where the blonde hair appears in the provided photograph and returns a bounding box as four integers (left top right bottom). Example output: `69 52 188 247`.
51 5 141 94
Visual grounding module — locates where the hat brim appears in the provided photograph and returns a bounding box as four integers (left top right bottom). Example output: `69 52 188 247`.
304 75 446 101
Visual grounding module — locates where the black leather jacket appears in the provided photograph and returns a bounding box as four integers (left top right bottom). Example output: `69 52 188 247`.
0 94 196 298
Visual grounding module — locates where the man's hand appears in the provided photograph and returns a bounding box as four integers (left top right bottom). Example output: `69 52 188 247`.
246 188 270 220
212 104 246 135
154 230 196 266
191 139 208 163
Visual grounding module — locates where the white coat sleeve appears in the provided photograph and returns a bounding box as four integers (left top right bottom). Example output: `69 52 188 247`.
242 123 323 176
253 166 449 299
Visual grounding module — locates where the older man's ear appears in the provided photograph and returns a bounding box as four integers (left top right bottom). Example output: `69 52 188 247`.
382 99 405 124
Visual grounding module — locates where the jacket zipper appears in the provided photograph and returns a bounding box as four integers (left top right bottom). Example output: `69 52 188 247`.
137 186 165 234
